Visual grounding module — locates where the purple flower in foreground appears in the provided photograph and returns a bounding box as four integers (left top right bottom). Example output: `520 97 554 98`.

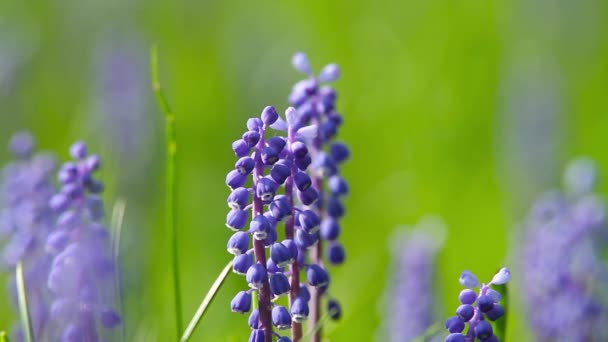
444 268 510 342
46 141 120 341
519 158 608 342
1 132 56 340
381 216 446 342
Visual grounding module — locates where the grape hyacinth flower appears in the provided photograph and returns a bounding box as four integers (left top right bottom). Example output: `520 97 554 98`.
46 141 121 341
519 158 608 341
289 52 350 340
381 217 446 342
444 268 510 342
0 132 57 340
225 53 349 342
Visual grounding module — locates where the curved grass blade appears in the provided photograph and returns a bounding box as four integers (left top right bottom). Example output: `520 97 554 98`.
302 302 341 340
110 199 127 342
150 45 183 338
180 260 233 342
16 262 34 342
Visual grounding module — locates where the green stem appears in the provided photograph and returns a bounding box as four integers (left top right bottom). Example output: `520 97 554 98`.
151 45 183 339
180 260 233 342
16 262 34 342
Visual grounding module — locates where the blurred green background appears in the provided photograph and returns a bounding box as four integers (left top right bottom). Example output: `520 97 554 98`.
1 0 608 341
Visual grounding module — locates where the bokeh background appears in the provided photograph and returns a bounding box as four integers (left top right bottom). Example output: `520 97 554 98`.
1 0 608 341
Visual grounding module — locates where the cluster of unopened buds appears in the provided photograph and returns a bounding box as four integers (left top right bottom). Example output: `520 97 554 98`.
444 268 510 342
225 53 349 342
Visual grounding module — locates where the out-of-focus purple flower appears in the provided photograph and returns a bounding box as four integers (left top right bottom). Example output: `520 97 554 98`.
46 141 121 341
443 268 510 342
0 132 56 340
519 157 608 342
381 216 446 342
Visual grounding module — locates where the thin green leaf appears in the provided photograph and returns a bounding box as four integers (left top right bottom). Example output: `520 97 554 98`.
110 199 127 342
16 262 35 342
494 283 508 341
180 260 233 342
150 45 183 338
302 303 341 340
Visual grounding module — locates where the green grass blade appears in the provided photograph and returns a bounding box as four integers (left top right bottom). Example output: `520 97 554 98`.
0 330 10 342
180 260 233 342
110 199 127 342
150 45 183 339
302 302 341 340
16 262 35 342
494 283 508 341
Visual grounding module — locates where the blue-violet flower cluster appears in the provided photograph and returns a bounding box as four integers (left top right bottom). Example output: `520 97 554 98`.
444 268 510 342
519 157 608 341
225 52 349 342
0 132 57 340
46 141 121 341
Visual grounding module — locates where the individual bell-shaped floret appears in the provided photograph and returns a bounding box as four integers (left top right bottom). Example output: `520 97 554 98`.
292 52 312 75
248 329 265 342
246 263 267 289
261 106 279 126
458 289 477 305
297 187 318 206
282 239 298 261
445 316 465 333
459 270 479 288
267 258 284 274
226 170 247 190
327 299 341 320
270 242 294 267
327 241 345 265
320 217 340 241
327 175 348 196
232 140 250 158
266 136 286 154
247 118 263 131
242 131 261 148
270 159 291 185
230 291 252 313
250 214 271 240
486 304 505 321
295 229 319 249
261 147 279 166
456 304 475 322
227 187 250 210
298 210 321 234
272 305 292 330
312 152 337 178
235 157 255 175
226 210 248 231
269 273 290 298
307 264 330 288
329 142 350 164
248 309 260 329
299 284 311 302
233 254 253 275
487 289 502 303
291 141 308 159
269 195 292 221
474 320 493 340
227 232 250 255
100 309 121 329
477 295 494 313
320 121 337 142
263 226 278 247
318 63 340 82
290 296 309 323
294 171 312 191
327 197 345 218
294 154 312 171
256 177 278 204
277 337 292 342
490 267 511 285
